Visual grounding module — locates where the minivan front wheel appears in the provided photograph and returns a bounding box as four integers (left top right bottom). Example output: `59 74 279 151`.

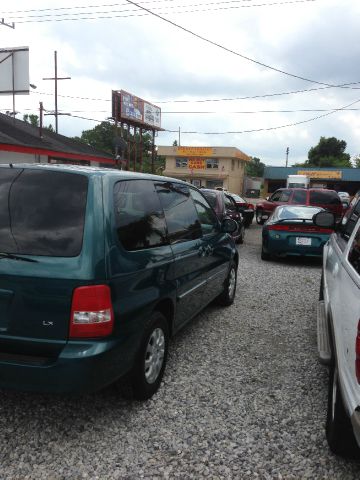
131 312 169 400
215 261 237 306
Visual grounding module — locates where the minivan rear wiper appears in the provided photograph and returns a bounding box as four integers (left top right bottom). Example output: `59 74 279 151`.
0 252 38 263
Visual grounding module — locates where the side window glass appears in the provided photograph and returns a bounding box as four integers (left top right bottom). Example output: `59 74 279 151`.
348 224 360 274
341 200 360 241
279 190 291 202
155 182 202 244
224 195 237 211
270 191 282 202
292 190 307 204
189 188 218 235
114 180 167 251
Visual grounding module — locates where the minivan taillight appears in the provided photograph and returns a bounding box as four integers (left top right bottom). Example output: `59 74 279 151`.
356 320 360 383
70 285 114 338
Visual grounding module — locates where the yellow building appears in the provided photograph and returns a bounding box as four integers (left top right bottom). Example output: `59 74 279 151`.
158 146 251 195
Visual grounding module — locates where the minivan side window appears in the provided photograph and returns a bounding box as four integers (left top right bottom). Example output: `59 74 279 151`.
189 188 218 235
114 180 167 251
348 224 360 274
155 182 202 243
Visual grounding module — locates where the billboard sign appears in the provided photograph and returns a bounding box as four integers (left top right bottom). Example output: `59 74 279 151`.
0 47 29 95
112 90 162 130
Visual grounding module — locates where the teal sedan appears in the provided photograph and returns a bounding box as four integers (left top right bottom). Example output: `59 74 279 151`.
261 205 335 260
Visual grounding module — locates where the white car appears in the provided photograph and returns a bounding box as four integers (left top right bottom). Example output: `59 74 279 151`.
317 199 360 458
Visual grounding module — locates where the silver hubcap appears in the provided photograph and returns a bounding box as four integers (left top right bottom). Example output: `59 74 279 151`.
145 328 165 384
228 268 236 299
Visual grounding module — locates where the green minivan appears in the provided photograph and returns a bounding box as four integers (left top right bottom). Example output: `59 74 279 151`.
0 164 238 399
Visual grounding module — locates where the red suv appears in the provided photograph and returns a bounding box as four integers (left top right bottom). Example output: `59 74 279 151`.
255 188 343 225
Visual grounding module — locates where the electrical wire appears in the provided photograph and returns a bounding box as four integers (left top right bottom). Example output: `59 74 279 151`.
124 0 351 89
30 81 360 105
9 0 319 21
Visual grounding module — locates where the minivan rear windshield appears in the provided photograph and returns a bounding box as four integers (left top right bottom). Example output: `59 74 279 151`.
0 168 88 257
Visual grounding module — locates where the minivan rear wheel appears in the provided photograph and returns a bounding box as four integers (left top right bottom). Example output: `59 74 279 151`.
131 311 169 401
215 261 237 306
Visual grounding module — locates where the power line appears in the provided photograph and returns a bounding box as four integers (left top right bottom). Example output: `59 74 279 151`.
2 0 299 15
31 81 360 105
11 0 319 22
163 97 360 134
124 0 351 89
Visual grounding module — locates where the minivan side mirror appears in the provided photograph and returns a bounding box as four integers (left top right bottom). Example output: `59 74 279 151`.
313 211 336 229
266 196 270 201
221 217 238 234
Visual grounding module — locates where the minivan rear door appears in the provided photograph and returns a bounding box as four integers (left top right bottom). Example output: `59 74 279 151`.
0 167 95 357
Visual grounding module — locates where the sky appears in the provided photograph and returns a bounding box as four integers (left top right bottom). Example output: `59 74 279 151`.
1 0 360 166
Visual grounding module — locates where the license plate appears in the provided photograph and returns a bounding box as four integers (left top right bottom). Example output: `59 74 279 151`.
296 237 312 246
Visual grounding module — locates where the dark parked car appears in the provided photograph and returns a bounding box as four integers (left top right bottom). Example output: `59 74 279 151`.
0 164 239 400
201 188 245 243
261 205 335 260
227 193 255 227
256 188 343 225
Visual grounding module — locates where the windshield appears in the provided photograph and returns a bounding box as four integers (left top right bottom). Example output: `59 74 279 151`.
273 205 322 222
0 168 88 257
231 194 246 203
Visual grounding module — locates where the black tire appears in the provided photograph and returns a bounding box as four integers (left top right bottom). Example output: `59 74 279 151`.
261 244 271 261
237 226 245 244
319 272 324 301
326 363 360 458
256 209 265 225
215 261 237 306
130 311 169 401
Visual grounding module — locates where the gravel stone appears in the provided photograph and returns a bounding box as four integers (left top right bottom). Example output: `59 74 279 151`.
0 225 359 478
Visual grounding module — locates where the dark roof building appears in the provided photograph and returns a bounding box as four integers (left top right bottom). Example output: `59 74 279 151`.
264 166 360 195
0 112 115 166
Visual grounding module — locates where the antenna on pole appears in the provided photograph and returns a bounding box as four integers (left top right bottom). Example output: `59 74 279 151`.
43 51 71 133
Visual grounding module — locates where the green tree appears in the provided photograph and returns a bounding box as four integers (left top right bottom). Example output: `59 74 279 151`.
294 136 352 168
23 113 55 132
352 155 360 168
74 121 164 173
245 157 265 177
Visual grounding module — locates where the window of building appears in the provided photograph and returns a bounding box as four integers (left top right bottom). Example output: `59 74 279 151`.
206 159 219 169
114 180 167 251
231 159 235 171
155 182 202 243
175 158 188 168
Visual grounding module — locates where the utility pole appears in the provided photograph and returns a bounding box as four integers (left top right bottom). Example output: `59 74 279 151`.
1 19 15 29
285 147 289 167
178 126 181 146
43 51 71 133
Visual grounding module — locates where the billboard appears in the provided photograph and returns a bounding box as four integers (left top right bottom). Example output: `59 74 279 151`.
0 47 29 95
297 170 342 179
112 90 162 130
176 146 214 157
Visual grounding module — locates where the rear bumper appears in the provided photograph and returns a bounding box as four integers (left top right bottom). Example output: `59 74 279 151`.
0 337 137 394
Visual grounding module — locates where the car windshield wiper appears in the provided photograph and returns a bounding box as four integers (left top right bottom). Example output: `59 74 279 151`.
0 252 38 263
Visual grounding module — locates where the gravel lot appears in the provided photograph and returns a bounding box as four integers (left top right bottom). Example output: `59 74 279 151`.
1 225 360 479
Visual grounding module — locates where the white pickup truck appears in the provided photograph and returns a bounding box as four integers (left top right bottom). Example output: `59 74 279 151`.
317 197 360 458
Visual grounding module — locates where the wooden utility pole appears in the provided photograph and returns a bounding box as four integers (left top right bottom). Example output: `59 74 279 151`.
43 51 71 133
